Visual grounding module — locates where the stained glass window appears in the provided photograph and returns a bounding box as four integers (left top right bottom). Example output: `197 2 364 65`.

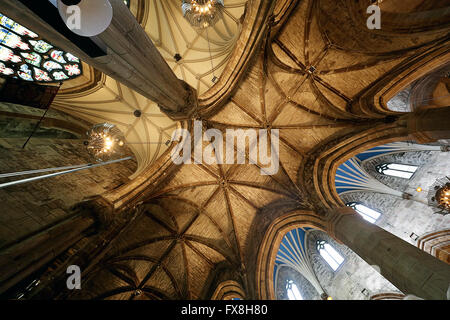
0 12 82 82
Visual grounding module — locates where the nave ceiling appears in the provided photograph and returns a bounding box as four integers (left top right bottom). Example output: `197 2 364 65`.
63 0 450 299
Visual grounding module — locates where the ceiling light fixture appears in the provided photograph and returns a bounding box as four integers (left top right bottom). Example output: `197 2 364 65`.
182 0 224 29
85 123 125 162
427 177 450 216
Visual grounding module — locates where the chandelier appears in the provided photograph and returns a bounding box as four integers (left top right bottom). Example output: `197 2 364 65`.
181 0 224 28
427 176 450 216
84 123 125 162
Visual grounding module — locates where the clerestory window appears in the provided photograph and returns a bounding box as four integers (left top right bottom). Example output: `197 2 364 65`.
286 280 303 300
347 202 381 224
317 241 344 271
376 163 418 179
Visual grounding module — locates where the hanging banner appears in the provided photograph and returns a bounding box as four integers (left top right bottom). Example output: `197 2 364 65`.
0 78 60 110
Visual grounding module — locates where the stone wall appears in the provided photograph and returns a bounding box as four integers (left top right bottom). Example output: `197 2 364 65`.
387 85 411 112
0 137 137 249
0 102 90 135
343 149 450 246
305 230 400 300
283 147 450 300
0 117 77 139
275 266 320 300
274 229 401 301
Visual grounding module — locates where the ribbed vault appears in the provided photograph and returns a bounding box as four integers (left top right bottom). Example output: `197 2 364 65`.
68 0 450 300
53 73 177 178
47 1 246 178
142 0 247 95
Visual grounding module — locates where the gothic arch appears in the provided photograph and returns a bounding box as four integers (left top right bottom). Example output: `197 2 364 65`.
298 121 412 210
211 280 246 300
370 293 405 300
417 229 450 265
346 0 450 35
254 210 326 300
369 49 450 115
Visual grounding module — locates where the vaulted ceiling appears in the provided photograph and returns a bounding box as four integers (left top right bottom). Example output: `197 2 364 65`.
53 74 177 178
66 0 450 299
52 0 246 177
142 0 246 94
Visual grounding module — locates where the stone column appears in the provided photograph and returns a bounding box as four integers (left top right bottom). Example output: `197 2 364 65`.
0 0 197 119
0 197 112 296
404 106 450 143
327 207 450 300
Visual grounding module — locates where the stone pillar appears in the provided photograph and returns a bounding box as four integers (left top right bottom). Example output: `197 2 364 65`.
0 0 197 119
0 197 112 296
327 207 450 300
404 106 450 143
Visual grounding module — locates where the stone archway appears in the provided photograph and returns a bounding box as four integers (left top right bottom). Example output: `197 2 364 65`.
254 210 327 300
211 280 246 300
417 230 450 265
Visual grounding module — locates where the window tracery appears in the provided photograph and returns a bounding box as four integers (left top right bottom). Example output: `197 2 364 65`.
0 13 82 82
317 241 344 271
347 202 382 224
376 163 418 179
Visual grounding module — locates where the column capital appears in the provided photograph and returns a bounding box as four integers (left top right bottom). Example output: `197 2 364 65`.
71 196 115 231
404 106 450 143
324 206 357 242
158 80 198 121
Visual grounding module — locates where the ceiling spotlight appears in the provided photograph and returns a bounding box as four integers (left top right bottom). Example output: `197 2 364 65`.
57 0 113 37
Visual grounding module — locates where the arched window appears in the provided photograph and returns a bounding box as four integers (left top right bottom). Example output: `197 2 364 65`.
317 241 344 271
286 280 303 300
347 202 381 224
0 13 82 82
376 163 418 179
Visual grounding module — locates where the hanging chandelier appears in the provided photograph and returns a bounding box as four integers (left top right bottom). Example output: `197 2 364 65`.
84 123 125 162
427 176 450 216
181 0 224 28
